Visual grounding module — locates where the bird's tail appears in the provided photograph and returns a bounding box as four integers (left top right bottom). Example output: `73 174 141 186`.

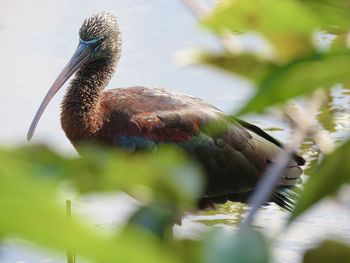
272 187 300 212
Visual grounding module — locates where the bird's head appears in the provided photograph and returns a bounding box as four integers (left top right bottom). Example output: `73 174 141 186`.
79 12 121 63
27 12 121 141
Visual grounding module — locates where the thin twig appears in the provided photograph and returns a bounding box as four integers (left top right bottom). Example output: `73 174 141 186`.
241 94 324 227
66 200 76 263
241 133 303 227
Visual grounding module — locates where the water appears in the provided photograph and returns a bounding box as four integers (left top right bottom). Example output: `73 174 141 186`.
0 1 349 262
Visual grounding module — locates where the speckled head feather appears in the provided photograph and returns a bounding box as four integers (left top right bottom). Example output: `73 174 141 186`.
79 12 122 63
80 12 119 40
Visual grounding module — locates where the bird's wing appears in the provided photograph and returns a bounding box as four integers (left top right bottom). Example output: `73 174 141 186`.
234 117 305 166
112 109 303 194
99 87 304 195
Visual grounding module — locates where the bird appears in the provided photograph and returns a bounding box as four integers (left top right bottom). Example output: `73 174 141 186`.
27 12 305 210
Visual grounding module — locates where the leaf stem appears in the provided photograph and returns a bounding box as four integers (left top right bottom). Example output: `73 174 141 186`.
66 199 76 263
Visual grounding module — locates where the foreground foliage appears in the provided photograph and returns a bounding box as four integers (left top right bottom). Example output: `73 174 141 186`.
0 145 268 263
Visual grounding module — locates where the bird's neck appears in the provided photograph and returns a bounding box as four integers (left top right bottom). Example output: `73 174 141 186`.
61 59 117 142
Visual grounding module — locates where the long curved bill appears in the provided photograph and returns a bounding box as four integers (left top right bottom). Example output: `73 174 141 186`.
27 39 100 141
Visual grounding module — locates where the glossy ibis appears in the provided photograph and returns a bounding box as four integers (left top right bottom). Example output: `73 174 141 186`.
27 12 305 210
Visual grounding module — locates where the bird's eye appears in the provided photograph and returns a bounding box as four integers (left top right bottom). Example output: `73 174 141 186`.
95 37 104 44
89 37 105 59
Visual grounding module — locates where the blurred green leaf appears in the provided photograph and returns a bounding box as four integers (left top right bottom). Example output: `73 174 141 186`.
196 50 350 115
127 202 177 239
3 144 203 209
201 227 270 263
193 52 277 82
331 33 349 51
204 0 350 36
176 239 201 263
317 90 336 132
203 0 318 60
203 1 350 61
291 139 350 221
266 33 313 62
204 0 320 34
239 50 350 115
0 151 179 263
303 0 350 32
303 240 350 263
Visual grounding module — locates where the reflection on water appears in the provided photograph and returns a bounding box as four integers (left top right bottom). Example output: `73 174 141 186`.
1 1 350 263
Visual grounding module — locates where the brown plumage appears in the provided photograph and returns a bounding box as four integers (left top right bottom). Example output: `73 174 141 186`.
28 12 305 210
